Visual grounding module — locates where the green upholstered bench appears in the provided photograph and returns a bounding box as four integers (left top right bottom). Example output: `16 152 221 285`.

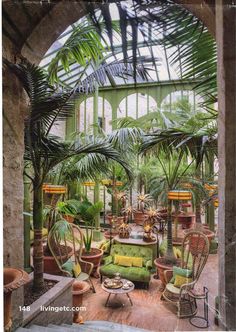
100 244 153 287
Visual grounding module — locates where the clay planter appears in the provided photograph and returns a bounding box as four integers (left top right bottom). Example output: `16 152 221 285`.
183 228 215 248
175 214 194 229
4 268 30 331
154 258 180 290
44 245 73 275
104 230 118 240
81 248 103 278
133 211 148 225
72 280 90 324
106 215 125 225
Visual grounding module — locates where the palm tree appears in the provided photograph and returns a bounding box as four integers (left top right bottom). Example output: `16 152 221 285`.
5 61 132 292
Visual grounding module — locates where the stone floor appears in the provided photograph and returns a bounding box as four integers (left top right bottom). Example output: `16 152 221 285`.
79 254 219 332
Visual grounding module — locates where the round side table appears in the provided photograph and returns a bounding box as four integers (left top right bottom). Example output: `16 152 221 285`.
102 279 134 307
189 287 209 328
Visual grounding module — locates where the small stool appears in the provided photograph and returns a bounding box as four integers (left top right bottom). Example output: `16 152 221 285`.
189 287 209 328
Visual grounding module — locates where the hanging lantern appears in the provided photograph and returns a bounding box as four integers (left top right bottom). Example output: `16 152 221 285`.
204 184 218 191
114 181 123 187
44 185 67 194
101 179 112 186
42 183 51 191
168 190 192 201
83 181 96 187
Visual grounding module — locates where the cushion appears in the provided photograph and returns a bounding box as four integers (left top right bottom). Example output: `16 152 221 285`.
170 266 192 283
100 264 151 282
73 263 81 277
132 257 143 267
62 259 74 275
114 254 122 265
174 274 193 288
117 256 132 267
173 247 182 259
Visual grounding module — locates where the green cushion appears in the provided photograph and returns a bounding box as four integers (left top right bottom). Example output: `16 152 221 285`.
100 264 150 282
170 266 192 283
110 244 153 266
62 259 74 275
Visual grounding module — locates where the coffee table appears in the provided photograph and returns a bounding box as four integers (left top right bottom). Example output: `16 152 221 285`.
102 279 134 307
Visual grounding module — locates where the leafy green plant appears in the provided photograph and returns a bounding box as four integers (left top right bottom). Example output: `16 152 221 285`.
76 200 103 253
57 199 81 217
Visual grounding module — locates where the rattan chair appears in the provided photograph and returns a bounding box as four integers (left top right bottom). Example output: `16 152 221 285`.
161 230 210 318
48 221 96 292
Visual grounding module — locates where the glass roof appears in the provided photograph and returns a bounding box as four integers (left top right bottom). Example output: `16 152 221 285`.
40 3 183 88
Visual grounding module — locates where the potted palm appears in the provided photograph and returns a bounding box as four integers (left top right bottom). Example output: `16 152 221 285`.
77 200 104 277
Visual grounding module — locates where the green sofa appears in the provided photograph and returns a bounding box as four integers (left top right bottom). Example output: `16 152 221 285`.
100 244 153 287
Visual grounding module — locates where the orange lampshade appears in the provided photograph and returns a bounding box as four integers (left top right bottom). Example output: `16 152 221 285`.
83 181 96 187
115 181 123 187
44 185 67 194
168 190 192 201
204 184 218 191
101 179 112 186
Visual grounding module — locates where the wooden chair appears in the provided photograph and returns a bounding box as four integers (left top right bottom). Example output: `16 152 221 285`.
161 230 210 318
48 221 96 292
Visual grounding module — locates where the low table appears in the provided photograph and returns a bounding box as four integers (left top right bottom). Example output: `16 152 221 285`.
102 279 134 307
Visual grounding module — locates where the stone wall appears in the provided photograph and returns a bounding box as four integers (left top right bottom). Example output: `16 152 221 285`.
3 36 26 329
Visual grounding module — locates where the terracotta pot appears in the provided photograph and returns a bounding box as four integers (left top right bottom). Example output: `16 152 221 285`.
183 228 215 247
106 215 125 225
81 248 103 278
63 214 74 223
72 280 90 324
133 211 148 225
4 268 30 331
104 230 118 240
154 258 180 289
175 214 195 229
44 245 73 275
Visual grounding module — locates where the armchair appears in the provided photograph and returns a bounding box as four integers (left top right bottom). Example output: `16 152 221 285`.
161 230 210 318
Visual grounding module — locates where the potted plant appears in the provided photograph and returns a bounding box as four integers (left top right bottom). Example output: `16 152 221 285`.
77 200 104 277
133 193 152 225
57 199 81 223
142 207 159 242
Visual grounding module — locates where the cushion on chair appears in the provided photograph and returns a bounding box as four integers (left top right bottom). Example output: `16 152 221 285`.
62 259 74 275
174 275 193 288
73 263 82 277
170 266 192 283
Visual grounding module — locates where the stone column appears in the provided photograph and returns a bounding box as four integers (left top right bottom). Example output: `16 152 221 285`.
216 1 236 330
3 64 26 329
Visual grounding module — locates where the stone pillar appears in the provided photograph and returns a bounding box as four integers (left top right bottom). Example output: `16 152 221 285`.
216 1 236 330
3 64 26 329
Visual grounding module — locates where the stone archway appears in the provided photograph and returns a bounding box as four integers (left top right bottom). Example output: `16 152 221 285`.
3 1 236 330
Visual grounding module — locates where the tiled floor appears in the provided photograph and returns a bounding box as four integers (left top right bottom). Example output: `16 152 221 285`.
80 254 219 332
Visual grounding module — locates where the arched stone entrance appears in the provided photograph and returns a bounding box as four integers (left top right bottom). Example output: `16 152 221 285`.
3 1 236 330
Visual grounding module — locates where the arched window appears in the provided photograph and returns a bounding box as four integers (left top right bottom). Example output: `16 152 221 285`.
118 93 157 119
77 97 112 134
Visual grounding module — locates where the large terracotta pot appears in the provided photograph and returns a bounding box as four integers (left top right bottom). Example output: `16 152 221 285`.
154 258 180 290
72 280 90 324
81 248 103 278
133 211 148 225
4 268 30 331
44 245 73 275
175 213 195 229
183 228 215 247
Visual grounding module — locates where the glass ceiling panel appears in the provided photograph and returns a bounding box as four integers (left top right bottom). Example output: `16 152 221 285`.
40 3 184 88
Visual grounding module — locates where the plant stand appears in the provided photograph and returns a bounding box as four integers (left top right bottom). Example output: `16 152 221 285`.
189 287 209 329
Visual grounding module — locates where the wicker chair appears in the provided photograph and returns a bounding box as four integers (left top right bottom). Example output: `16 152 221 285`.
48 221 95 292
161 230 210 318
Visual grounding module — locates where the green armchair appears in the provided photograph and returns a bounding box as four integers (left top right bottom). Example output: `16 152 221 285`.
100 244 153 287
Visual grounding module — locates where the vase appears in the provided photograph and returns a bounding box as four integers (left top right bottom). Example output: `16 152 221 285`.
4 268 30 331
72 280 90 324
